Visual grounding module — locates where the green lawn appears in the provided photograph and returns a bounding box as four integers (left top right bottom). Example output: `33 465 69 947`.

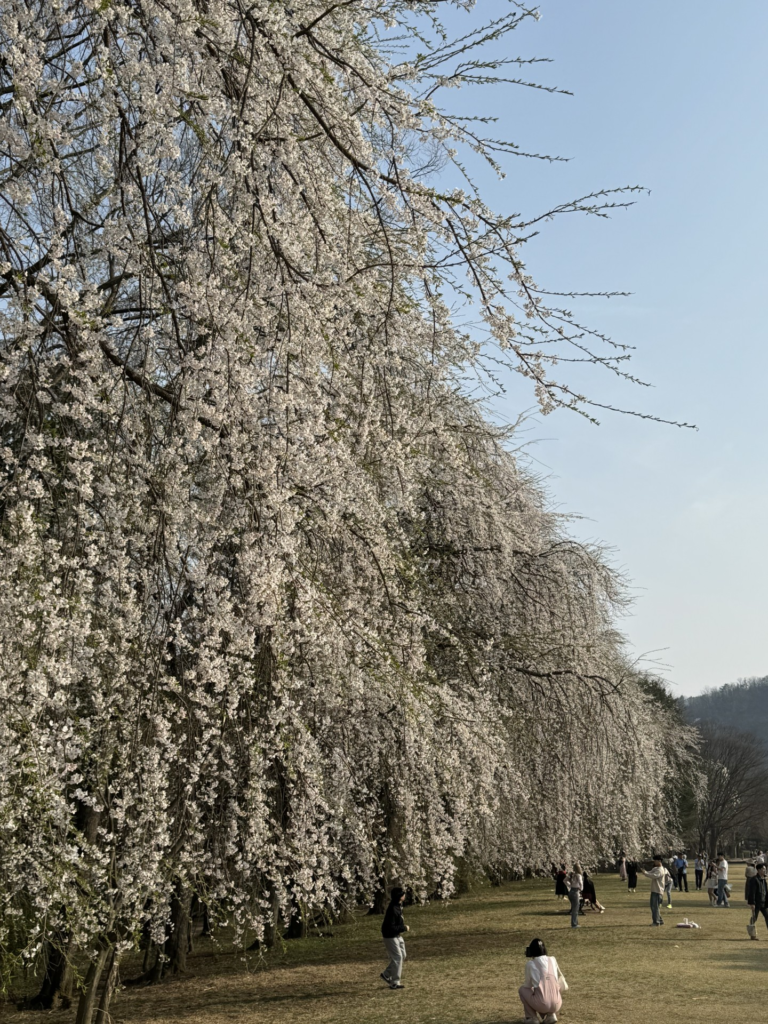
2 868 764 1024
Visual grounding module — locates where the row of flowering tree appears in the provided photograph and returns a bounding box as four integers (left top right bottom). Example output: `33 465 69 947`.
0 0 694 1020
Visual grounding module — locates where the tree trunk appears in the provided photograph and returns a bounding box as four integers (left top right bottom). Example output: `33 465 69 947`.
94 949 120 1024
141 941 154 974
367 880 388 915
74 948 108 1024
164 887 192 974
247 887 280 950
283 899 307 940
332 902 355 925
710 832 720 860
29 937 74 1010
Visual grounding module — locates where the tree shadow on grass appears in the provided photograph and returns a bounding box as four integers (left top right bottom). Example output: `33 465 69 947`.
712 948 768 971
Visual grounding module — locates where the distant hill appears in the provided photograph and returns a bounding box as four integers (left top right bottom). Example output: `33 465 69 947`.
683 676 768 739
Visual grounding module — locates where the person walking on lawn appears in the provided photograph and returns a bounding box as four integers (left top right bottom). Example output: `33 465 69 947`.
747 862 768 939
641 857 668 925
380 887 409 989
519 938 568 1024
716 854 730 907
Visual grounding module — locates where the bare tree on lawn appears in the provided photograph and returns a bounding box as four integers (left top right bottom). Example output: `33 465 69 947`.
695 724 768 857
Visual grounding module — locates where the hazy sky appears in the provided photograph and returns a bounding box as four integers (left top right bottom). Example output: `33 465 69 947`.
436 0 768 697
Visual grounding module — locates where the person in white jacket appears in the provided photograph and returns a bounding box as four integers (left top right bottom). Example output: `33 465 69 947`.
640 857 670 926
518 938 568 1024
716 854 730 907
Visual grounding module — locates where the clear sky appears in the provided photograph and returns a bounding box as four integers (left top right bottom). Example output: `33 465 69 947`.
435 0 768 696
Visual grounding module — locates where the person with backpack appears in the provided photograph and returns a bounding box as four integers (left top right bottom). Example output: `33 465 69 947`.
518 937 568 1024
380 887 409 989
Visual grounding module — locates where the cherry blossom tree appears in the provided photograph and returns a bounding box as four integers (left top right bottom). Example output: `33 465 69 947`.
0 0 693 1019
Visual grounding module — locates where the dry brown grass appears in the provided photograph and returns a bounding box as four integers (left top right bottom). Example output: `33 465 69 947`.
2 867 764 1024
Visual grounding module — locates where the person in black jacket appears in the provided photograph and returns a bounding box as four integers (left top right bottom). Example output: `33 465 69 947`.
626 858 638 893
747 862 768 939
380 886 409 989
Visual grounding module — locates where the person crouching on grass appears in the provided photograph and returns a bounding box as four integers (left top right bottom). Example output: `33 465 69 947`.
518 938 568 1024
380 886 409 989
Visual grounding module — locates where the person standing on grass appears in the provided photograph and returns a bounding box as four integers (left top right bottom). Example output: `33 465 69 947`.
744 858 757 905
618 852 627 882
380 886 409 989
568 864 583 928
640 857 667 925
667 855 678 890
555 863 569 900
747 862 768 940
716 854 730 907
519 938 568 1024
663 861 674 909
626 857 638 893
675 853 689 892
705 860 719 904
694 852 706 891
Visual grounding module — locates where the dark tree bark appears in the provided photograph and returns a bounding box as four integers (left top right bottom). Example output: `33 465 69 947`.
94 949 120 1024
247 888 279 950
367 880 388 915
28 937 74 1010
191 895 212 939
74 948 108 1024
163 887 192 974
283 900 307 940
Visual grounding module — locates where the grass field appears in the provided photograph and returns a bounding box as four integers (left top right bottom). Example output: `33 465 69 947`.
2 868 764 1024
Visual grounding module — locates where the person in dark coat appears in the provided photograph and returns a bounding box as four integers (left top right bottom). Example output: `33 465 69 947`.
626 858 638 893
380 886 409 988
581 871 606 913
747 862 768 939
555 863 569 899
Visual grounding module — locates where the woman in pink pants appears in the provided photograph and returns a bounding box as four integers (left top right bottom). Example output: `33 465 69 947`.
518 938 568 1024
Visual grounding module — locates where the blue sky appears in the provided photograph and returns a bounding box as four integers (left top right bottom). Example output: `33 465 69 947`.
435 0 768 696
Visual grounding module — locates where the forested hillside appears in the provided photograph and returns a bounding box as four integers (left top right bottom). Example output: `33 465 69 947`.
684 677 768 739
